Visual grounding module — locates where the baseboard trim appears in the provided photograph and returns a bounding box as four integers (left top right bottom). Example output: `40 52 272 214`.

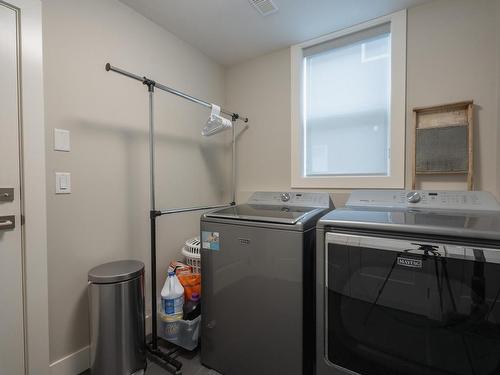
50 346 89 375
49 314 151 375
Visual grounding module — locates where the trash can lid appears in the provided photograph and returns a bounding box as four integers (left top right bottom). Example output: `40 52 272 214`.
88 260 144 284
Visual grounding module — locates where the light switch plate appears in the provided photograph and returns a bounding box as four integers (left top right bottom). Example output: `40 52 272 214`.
54 129 70 152
55 173 71 194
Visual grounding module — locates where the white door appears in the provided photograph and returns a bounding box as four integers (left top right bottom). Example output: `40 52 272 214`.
0 3 26 374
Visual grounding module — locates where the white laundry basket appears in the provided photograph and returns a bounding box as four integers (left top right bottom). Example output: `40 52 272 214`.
182 237 201 273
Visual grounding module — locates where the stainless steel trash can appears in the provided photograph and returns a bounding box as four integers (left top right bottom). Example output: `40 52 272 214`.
88 260 146 375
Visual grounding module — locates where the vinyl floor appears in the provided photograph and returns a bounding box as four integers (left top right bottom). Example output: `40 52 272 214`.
145 350 220 375
80 343 221 375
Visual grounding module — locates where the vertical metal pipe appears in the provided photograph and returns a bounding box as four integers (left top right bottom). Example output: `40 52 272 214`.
148 88 159 350
231 120 236 203
150 214 158 350
149 90 156 210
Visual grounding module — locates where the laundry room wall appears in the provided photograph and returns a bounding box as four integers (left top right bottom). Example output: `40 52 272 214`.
497 0 500 199
43 0 228 370
406 0 499 194
225 0 500 204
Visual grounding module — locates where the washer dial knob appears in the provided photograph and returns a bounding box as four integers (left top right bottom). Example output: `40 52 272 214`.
407 191 422 204
280 193 291 202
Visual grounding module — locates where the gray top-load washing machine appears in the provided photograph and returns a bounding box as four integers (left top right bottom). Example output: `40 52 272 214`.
201 192 333 375
316 190 500 375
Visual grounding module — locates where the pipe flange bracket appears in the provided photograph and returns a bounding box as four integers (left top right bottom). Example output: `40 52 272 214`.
150 210 162 219
143 78 156 92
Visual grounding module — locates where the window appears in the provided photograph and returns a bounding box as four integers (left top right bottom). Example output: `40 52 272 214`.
291 11 406 188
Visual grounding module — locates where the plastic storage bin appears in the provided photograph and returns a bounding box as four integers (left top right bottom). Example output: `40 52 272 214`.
158 312 201 351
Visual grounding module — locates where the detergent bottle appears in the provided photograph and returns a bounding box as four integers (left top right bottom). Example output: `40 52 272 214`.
161 271 184 317
183 292 201 321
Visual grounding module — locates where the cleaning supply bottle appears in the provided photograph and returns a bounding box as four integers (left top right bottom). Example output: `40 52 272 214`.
183 292 201 320
161 271 184 317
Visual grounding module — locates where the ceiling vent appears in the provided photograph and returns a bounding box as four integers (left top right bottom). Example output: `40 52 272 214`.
248 0 278 16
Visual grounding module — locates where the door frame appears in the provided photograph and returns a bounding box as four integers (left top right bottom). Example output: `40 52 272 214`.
2 0 49 374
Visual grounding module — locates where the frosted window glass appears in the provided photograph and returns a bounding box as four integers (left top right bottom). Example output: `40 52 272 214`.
304 33 391 176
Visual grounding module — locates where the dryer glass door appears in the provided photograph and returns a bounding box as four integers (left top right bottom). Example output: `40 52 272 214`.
325 232 500 375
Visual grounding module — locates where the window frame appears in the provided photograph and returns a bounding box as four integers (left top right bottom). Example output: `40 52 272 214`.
291 10 407 189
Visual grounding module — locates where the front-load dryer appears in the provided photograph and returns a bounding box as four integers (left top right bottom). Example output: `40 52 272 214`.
316 190 500 375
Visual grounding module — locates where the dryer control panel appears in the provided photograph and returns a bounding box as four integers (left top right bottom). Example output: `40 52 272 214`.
248 191 333 208
346 190 500 212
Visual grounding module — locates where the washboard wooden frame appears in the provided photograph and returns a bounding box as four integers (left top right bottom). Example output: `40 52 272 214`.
412 101 474 190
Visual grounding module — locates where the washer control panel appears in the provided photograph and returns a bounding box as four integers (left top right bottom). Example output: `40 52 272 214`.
347 190 500 212
248 191 333 208
406 191 422 204
280 192 291 202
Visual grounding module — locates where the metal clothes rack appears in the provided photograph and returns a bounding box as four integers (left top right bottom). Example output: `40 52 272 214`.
105 63 248 374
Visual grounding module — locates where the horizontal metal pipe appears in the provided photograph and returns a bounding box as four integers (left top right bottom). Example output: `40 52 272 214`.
105 63 143 82
155 81 212 109
105 63 248 122
155 82 244 121
159 202 234 216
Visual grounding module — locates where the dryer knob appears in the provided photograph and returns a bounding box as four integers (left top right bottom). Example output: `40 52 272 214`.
280 193 291 202
407 191 422 204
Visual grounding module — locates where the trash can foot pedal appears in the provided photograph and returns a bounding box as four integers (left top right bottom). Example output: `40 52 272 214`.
147 343 183 375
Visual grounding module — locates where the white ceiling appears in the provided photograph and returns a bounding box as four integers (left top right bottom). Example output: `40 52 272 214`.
119 0 433 66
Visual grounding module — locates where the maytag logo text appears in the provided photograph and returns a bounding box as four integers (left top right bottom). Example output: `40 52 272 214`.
397 256 423 268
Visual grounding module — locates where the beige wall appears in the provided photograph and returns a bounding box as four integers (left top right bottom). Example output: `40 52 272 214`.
43 0 228 363
226 0 500 206
43 0 500 367
406 0 499 194
498 0 500 198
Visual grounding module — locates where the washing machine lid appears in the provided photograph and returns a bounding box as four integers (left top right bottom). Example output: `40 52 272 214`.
205 204 323 225
204 191 333 225
205 191 333 225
